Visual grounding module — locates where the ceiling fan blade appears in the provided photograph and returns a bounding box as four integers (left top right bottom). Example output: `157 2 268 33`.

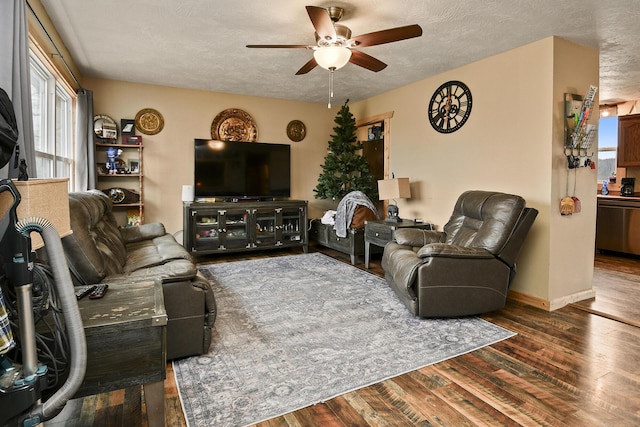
350 24 423 47
349 50 387 72
246 44 310 49
306 5 336 41
295 57 318 75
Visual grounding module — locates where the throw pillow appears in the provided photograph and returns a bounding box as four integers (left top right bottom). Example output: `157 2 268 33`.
350 205 376 229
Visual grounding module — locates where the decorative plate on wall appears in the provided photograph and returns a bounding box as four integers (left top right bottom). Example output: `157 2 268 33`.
135 108 164 135
211 108 258 142
286 120 306 142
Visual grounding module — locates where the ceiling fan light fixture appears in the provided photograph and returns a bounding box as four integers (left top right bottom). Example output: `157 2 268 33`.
313 46 352 71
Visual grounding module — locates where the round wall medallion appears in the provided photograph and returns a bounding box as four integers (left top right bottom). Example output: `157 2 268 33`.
135 108 164 135
428 80 472 133
286 120 306 142
211 108 258 142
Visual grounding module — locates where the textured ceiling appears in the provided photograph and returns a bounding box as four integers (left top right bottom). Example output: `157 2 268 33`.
40 0 640 106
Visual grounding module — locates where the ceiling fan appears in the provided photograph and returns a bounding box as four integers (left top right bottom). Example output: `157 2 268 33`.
246 5 423 75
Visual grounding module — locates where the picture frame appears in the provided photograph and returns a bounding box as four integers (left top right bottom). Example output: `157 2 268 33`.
129 161 140 173
122 135 142 145
121 119 136 135
368 125 382 140
126 208 141 227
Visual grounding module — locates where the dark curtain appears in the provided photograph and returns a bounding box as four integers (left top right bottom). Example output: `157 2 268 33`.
75 89 95 190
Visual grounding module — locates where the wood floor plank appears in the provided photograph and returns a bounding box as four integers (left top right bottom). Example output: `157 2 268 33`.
354 383 417 426
44 248 640 426
322 395 370 426
384 375 476 427
290 403 346 427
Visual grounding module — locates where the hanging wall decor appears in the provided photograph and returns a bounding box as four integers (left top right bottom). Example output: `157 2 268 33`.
135 108 164 135
286 120 306 142
428 80 472 133
211 108 258 142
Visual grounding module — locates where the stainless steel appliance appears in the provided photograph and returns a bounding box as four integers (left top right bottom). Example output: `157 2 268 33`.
620 177 635 196
596 197 640 255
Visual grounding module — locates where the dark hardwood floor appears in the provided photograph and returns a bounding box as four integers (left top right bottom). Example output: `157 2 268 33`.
570 251 640 327
46 247 640 426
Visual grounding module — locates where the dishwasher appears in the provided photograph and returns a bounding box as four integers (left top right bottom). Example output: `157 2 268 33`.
596 197 640 255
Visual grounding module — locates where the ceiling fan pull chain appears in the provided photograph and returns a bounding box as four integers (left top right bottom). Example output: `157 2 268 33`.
328 68 335 109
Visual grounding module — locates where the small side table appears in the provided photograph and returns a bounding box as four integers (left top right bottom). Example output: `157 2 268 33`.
364 219 434 268
75 280 167 427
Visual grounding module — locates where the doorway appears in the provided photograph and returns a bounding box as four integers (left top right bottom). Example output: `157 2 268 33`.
357 112 393 218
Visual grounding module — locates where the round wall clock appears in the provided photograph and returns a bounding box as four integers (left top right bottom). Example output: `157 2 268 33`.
428 80 472 133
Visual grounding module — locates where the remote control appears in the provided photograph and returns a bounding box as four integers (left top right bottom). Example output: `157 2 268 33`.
75 285 96 300
89 284 109 299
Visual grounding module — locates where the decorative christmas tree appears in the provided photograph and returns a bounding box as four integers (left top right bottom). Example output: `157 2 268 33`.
314 100 378 201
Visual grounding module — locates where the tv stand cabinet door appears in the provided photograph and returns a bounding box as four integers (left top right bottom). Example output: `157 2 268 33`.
185 207 223 253
279 205 307 249
220 208 252 250
253 207 279 248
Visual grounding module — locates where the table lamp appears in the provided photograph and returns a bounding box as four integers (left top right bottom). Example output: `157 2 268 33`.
0 178 72 249
377 178 411 222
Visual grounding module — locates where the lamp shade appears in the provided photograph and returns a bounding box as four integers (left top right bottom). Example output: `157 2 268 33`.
377 178 411 201
0 178 72 250
181 184 194 202
313 46 352 70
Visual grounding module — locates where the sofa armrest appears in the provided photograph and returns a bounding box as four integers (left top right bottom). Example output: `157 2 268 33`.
189 272 217 356
192 272 217 328
417 243 494 259
394 228 444 247
120 222 166 243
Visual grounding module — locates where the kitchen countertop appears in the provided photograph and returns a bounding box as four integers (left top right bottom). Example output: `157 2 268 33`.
597 193 640 202
597 194 640 207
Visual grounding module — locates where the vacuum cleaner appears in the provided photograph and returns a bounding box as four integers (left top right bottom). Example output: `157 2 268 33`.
0 87 86 426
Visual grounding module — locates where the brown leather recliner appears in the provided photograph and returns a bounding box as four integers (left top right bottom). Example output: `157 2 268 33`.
62 190 216 359
381 190 537 317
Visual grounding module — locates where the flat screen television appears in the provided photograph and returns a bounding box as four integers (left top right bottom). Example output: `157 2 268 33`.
194 139 291 200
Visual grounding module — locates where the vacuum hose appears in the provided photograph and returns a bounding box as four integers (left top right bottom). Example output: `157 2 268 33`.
17 217 87 422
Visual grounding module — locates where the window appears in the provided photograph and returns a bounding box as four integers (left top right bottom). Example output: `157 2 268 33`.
29 51 74 186
597 116 618 182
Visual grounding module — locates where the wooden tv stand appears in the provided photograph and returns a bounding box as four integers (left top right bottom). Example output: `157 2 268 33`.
183 200 308 255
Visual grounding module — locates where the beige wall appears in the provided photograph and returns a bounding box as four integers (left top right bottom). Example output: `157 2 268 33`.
549 38 599 303
86 77 335 233
350 36 598 307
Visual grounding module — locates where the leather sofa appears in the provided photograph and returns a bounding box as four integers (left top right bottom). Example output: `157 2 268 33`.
61 190 216 360
381 190 537 317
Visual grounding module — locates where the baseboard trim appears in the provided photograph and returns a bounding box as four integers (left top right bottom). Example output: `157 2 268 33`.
508 290 551 311
508 288 596 312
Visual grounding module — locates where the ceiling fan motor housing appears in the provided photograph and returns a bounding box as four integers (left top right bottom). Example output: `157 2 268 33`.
315 24 352 47
327 6 344 22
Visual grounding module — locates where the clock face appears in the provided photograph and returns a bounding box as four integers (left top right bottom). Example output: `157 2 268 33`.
428 80 472 133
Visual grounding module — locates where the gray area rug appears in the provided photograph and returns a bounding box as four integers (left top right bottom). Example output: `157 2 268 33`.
173 253 516 427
